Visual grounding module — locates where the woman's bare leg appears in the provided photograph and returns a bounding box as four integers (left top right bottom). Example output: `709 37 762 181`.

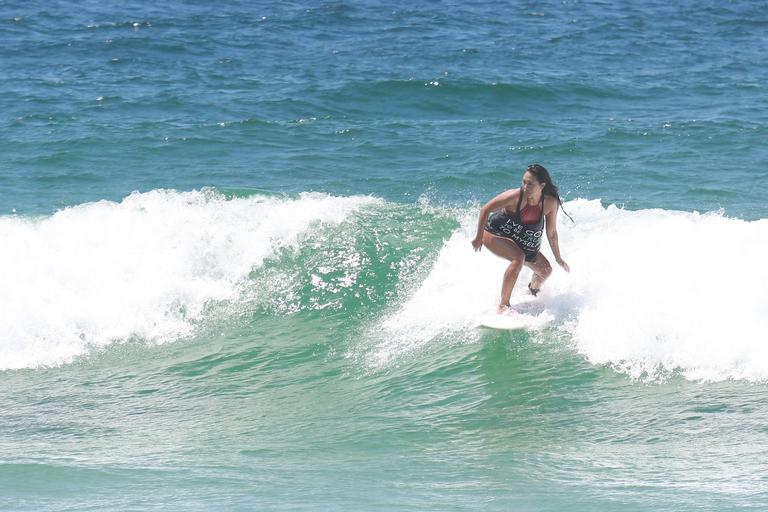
525 253 553 291
482 231 526 312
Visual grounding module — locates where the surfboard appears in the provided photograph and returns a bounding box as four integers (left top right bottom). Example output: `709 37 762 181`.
476 307 553 330
477 312 533 330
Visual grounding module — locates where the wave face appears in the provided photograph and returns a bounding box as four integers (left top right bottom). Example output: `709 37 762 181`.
366 199 768 382
3 192 767 382
0 190 378 369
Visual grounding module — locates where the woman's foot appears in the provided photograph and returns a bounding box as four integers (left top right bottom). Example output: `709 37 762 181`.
528 283 540 297
496 304 516 315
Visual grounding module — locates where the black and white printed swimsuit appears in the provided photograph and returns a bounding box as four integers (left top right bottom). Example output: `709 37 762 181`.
484 192 545 262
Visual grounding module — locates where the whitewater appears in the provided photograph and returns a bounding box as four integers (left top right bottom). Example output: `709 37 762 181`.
3 190 766 383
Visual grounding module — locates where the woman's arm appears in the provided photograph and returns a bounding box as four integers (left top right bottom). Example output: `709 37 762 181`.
544 197 570 271
472 189 519 251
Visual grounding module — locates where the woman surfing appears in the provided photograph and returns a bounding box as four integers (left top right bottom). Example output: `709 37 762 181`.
472 164 571 314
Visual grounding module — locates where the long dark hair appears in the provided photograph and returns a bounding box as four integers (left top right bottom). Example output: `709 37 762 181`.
525 164 574 222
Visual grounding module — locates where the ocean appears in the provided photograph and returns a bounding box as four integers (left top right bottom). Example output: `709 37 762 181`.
2 0 768 510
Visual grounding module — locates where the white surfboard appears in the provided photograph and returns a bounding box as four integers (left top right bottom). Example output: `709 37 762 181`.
477 309 553 330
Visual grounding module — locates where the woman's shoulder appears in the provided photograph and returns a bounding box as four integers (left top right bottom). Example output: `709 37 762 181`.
490 187 521 205
484 188 523 213
504 187 523 200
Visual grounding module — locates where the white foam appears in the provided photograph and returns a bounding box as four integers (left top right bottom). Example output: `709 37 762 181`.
373 200 768 381
563 200 768 382
0 190 376 369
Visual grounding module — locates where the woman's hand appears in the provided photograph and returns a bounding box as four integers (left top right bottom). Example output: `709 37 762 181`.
556 258 570 272
471 235 484 252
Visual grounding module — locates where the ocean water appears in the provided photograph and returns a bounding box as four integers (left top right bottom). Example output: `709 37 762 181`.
2 0 768 510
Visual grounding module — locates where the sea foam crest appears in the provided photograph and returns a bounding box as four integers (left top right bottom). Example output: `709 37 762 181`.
0 189 376 370
375 199 768 382
564 200 768 382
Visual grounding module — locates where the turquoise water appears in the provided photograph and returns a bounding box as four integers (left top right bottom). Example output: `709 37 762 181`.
2 1 768 510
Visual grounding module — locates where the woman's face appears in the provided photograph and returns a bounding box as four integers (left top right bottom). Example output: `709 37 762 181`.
521 171 544 197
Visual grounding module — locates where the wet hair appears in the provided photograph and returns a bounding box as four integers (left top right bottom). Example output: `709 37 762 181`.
525 164 574 222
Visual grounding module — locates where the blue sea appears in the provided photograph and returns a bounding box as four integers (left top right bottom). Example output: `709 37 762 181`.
2 0 768 510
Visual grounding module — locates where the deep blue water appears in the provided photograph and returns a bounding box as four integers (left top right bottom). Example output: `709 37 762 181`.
2 0 767 216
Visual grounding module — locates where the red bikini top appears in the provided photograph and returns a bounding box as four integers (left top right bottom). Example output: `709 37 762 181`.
518 201 542 225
